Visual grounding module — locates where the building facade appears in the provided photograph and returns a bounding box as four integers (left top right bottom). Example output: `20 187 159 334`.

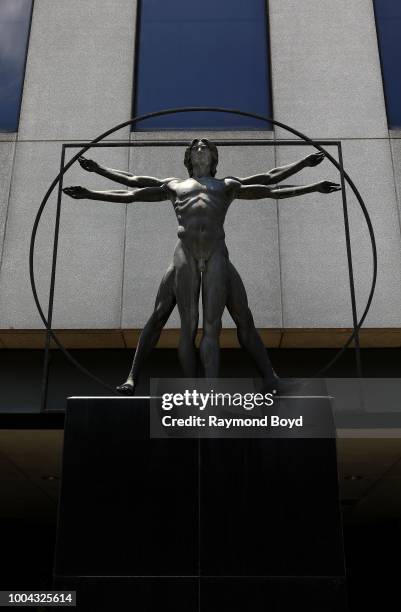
1 0 401 402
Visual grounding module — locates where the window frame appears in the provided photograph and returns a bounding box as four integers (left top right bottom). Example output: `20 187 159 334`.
0 0 34 133
131 0 274 132
373 0 401 130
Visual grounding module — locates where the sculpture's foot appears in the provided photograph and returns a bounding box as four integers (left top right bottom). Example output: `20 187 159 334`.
262 376 300 396
262 375 280 395
116 380 136 396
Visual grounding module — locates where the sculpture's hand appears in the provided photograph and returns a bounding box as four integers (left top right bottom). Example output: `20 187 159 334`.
305 152 325 167
63 186 91 199
78 156 99 173
316 180 341 194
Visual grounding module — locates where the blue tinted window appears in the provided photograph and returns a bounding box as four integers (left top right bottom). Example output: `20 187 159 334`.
0 0 33 132
374 0 401 128
134 0 272 130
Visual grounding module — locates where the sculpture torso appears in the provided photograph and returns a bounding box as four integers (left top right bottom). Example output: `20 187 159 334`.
167 176 238 264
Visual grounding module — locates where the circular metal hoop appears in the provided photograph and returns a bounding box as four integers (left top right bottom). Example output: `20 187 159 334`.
29 107 377 393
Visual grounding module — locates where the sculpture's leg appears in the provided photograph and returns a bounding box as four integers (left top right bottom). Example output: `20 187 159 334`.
174 242 201 377
226 261 278 386
199 249 227 377
116 264 176 395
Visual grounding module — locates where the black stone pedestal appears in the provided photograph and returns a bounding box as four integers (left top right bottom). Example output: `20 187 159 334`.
54 398 347 610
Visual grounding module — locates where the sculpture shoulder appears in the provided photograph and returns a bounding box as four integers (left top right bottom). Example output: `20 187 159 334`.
164 178 183 194
160 177 180 187
224 176 242 194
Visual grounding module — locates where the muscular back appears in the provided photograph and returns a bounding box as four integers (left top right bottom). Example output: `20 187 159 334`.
166 176 239 264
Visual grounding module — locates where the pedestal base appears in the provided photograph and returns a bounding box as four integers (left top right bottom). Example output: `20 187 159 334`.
54 398 347 610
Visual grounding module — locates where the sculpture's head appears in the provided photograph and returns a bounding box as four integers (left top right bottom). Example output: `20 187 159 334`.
184 138 218 177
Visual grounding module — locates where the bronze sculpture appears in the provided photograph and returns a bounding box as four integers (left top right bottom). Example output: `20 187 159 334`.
63 140 340 394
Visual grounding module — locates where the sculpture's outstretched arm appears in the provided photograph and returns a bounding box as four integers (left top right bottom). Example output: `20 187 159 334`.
237 152 326 186
63 185 171 203
236 180 341 200
78 156 177 188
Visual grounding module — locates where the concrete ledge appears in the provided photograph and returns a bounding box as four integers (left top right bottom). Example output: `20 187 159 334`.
1 328 401 349
280 329 401 348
